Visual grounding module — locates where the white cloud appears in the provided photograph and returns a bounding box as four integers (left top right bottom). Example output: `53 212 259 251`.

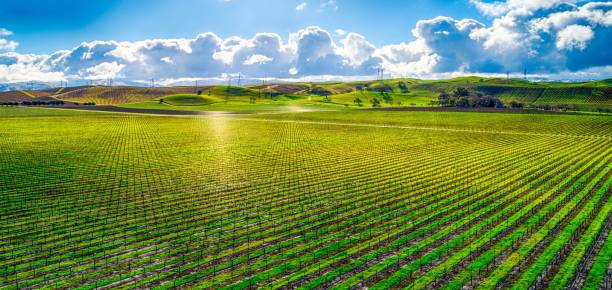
0 39 18 51
243 54 273 65
0 28 13 37
0 28 18 51
84 62 125 80
296 2 307 11
0 53 64 83
320 0 338 11
556 24 594 50
1 1 611 84
160 57 174 64
470 0 579 17
339 33 376 66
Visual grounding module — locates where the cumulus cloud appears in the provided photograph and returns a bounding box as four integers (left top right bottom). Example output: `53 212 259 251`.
0 1 611 84
377 1 611 76
556 24 594 50
84 62 125 80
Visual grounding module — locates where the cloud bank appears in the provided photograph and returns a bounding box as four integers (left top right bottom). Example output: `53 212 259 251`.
0 0 610 84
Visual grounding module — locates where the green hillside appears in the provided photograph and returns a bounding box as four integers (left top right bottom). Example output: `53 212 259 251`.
2 77 610 111
160 94 223 106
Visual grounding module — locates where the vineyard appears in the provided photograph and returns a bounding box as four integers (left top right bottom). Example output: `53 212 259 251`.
54 86 204 105
0 107 611 289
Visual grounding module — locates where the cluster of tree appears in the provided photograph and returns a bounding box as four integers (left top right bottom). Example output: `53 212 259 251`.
532 103 611 113
0 102 20 106
438 87 504 108
21 100 66 106
83 102 96 106
509 101 525 108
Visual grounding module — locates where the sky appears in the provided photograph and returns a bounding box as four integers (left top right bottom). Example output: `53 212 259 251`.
0 0 610 84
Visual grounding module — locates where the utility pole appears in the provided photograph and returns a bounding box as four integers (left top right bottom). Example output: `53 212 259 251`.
376 67 385 81
151 78 155 88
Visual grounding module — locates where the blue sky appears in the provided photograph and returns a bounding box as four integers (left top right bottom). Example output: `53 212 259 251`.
0 0 610 83
3 0 483 54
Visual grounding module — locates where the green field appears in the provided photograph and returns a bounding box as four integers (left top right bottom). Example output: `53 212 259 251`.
0 107 611 289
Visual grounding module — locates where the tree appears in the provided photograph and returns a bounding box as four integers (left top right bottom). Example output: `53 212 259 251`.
452 87 470 98
455 97 470 108
382 93 393 104
371 98 381 107
438 92 451 106
398 82 409 93
353 97 363 106
159 99 164 104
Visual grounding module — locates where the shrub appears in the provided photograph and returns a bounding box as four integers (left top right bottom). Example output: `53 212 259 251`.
353 97 363 106
371 98 381 107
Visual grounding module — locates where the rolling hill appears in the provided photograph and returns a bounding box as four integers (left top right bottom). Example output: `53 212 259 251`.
1 78 610 111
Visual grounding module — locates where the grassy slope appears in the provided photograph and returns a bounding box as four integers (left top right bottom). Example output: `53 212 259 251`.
160 94 224 106
3 77 610 111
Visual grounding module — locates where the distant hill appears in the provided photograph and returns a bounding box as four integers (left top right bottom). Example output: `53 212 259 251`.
1 78 610 110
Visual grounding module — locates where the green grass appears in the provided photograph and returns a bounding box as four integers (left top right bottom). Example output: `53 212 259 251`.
120 98 348 112
0 107 610 289
158 94 223 106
